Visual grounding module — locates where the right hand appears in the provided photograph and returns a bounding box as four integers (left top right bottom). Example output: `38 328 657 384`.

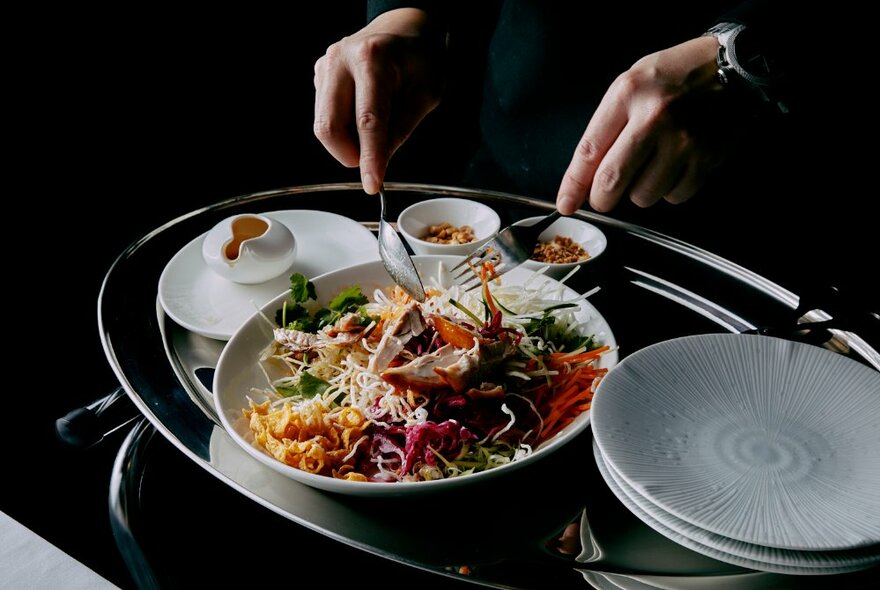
556 36 729 215
313 8 446 194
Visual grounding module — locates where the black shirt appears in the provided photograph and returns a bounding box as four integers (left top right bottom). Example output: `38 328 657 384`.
368 0 796 198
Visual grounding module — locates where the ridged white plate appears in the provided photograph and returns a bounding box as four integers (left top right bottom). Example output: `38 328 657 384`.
592 334 880 551
592 440 872 575
594 440 880 569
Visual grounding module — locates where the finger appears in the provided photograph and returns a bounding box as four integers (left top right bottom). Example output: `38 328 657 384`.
353 57 395 194
627 143 685 208
664 160 710 204
314 59 360 168
588 120 655 212
556 91 629 215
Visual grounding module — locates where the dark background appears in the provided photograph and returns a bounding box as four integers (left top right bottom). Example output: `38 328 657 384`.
6 3 875 588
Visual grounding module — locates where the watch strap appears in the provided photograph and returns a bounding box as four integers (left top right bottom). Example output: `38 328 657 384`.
704 22 742 46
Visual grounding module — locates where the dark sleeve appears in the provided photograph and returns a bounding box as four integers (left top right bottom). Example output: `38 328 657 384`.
716 0 790 26
715 0 797 46
367 0 446 22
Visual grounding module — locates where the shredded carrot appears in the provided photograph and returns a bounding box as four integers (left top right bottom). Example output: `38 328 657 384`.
543 403 592 439
534 346 609 442
474 273 610 443
549 345 610 366
480 262 500 317
541 384 596 437
558 383 580 399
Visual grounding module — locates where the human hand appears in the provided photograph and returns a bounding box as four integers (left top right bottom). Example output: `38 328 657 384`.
313 8 446 194
556 36 732 214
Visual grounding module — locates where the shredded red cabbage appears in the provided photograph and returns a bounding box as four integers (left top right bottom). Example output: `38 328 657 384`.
401 420 476 474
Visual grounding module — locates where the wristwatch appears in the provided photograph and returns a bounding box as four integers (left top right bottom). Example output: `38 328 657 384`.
705 22 788 114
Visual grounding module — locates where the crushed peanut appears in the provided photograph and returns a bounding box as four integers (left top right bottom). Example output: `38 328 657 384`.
531 235 590 264
423 222 476 244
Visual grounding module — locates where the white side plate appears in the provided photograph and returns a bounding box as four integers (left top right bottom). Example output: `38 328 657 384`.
159 210 380 340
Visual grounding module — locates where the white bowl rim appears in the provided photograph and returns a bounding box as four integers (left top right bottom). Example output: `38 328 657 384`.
397 198 501 246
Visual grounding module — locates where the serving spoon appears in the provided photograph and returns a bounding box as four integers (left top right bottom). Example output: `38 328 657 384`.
378 185 426 302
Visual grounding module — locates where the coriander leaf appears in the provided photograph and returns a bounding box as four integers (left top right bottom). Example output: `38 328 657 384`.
297 372 331 398
328 286 368 312
274 371 330 398
287 318 318 332
313 307 336 329
275 302 311 329
289 273 317 303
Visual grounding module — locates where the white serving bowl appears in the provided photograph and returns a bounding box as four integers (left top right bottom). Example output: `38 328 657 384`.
213 255 617 496
518 215 607 279
397 198 501 256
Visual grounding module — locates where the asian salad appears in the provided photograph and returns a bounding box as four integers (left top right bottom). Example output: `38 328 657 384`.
244 267 611 483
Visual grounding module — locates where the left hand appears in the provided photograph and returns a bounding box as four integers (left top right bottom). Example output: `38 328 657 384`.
556 36 732 214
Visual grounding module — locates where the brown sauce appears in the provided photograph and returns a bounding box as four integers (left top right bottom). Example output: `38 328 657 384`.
225 216 269 261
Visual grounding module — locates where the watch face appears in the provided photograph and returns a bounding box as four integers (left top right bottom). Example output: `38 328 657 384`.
730 27 776 84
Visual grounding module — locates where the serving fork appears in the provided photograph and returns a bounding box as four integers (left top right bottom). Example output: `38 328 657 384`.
450 210 562 291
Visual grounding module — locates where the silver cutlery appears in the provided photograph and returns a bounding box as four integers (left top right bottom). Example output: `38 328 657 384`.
378 185 426 302
450 210 562 290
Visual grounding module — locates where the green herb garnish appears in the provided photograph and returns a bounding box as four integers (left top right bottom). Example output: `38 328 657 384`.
275 273 372 332
274 371 331 398
523 306 593 352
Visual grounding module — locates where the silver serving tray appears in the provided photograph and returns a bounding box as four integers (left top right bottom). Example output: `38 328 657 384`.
100 183 878 589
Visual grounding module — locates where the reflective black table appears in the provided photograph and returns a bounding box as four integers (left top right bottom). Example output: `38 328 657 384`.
100 183 879 589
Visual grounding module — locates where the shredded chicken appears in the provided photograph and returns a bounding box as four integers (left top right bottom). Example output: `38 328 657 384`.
274 318 373 353
369 302 425 372
381 344 463 391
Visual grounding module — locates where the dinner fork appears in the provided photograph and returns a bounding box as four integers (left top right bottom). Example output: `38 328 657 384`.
450 210 563 291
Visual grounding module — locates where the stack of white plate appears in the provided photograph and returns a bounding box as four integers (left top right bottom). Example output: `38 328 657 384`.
591 334 880 575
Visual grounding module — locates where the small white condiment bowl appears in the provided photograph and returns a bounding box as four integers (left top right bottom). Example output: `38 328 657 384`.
518 216 607 279
397 198 501 257
202 213 297 284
